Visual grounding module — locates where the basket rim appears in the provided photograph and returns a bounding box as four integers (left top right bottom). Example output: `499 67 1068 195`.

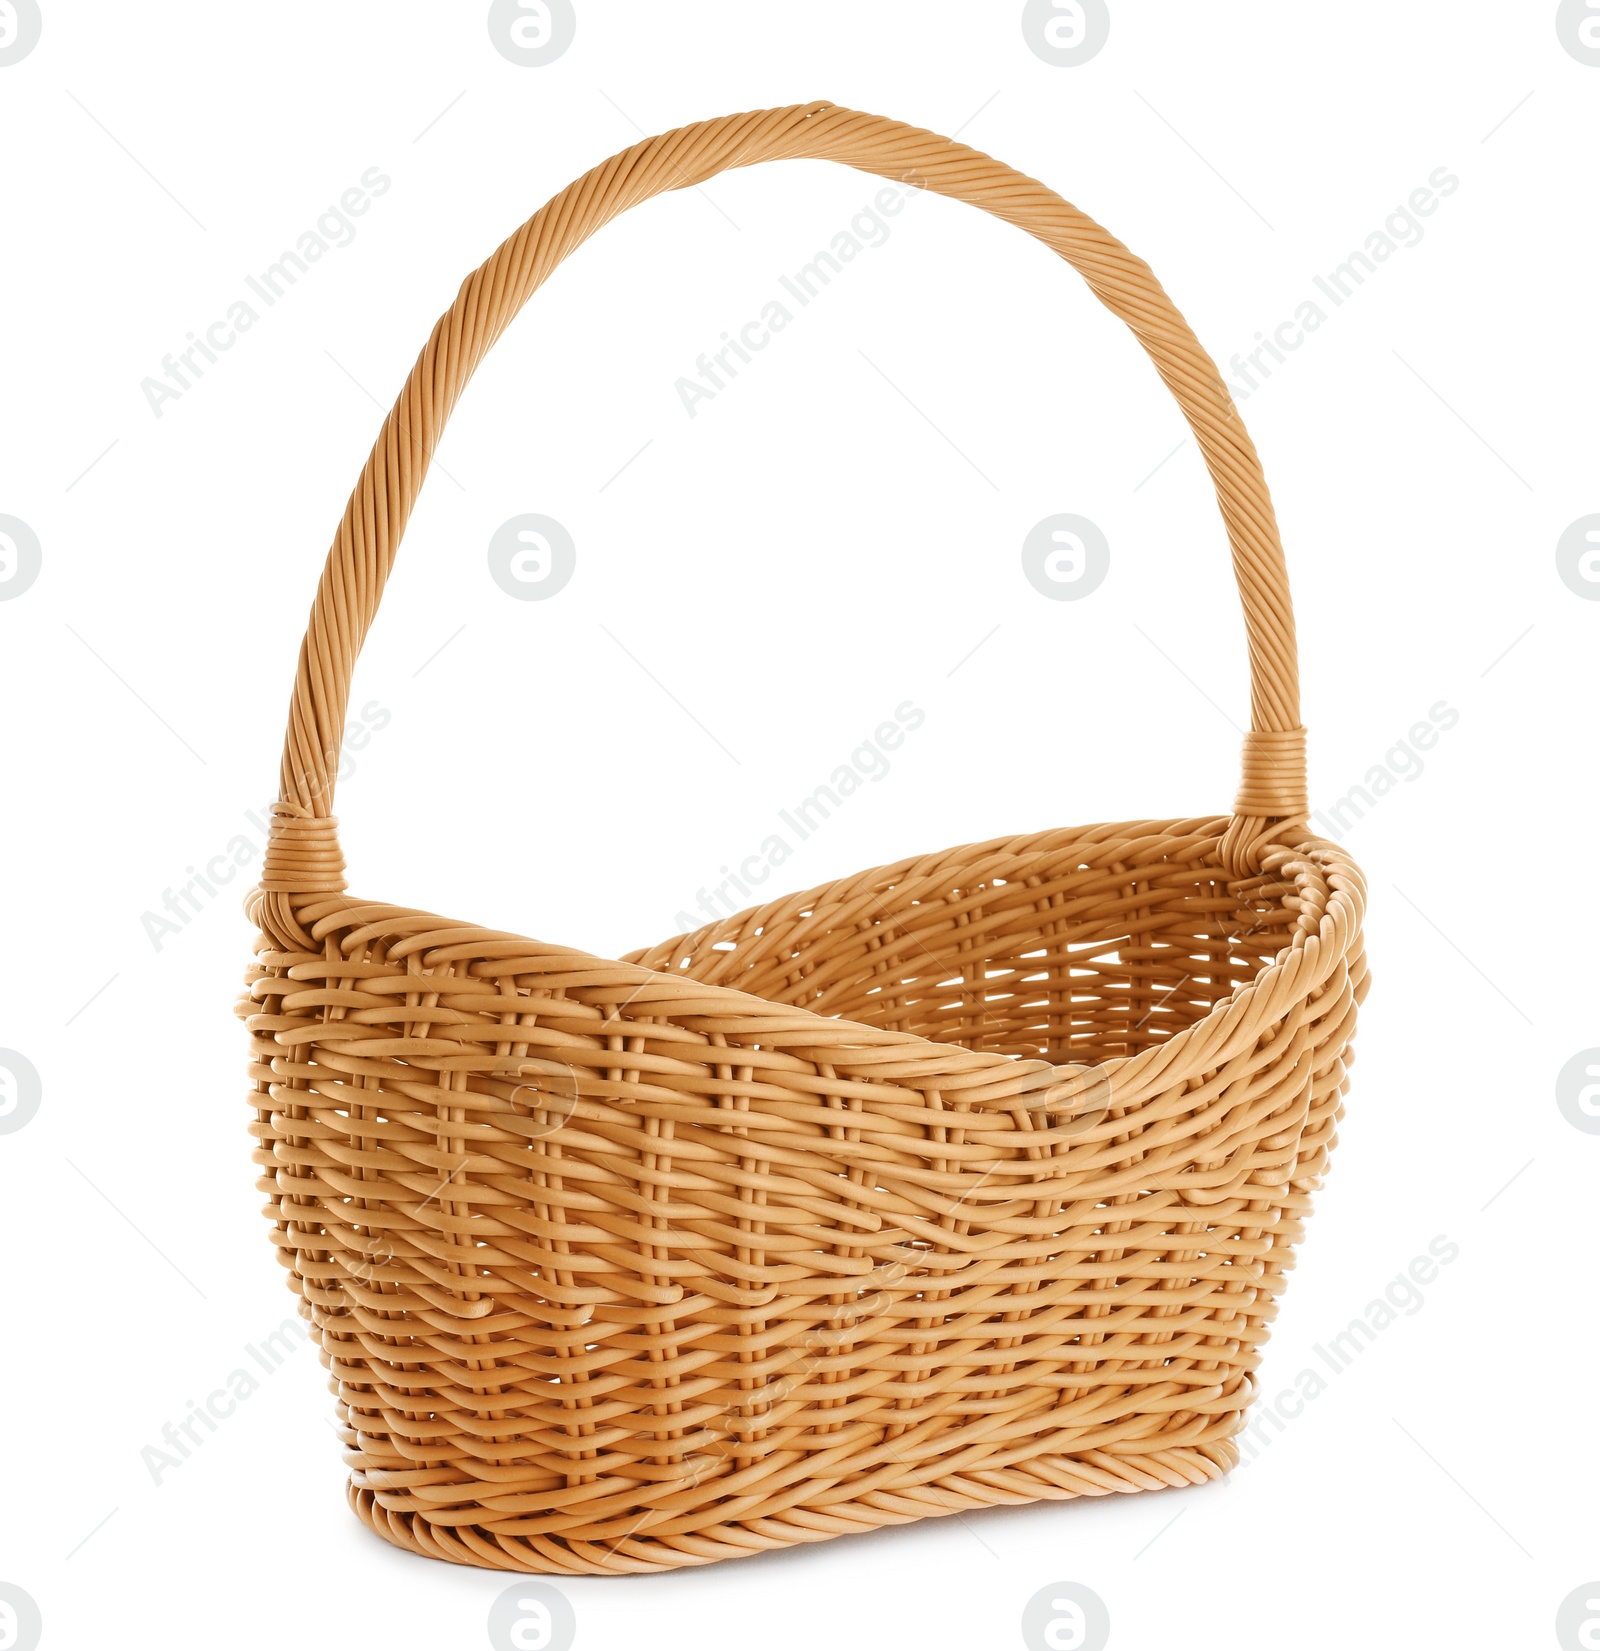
249 816 1365 1123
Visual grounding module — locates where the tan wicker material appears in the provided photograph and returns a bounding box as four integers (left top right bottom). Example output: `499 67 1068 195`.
239 103 1368 1576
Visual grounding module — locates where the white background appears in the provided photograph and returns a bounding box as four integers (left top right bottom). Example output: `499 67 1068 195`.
1 4 1595 1648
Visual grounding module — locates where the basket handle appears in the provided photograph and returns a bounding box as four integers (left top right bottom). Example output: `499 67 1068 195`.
257 102 1307 939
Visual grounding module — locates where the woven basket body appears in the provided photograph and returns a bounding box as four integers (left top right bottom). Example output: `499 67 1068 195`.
240 105 1368 1576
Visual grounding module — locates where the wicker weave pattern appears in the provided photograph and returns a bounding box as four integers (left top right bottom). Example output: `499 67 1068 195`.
239 106 1367 1575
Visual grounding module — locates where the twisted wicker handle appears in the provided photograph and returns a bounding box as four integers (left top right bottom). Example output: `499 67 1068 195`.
259 102 1306 926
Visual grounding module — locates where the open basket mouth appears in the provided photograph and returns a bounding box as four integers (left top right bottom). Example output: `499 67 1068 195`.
238 103 1368 1573
628 817 1367 1105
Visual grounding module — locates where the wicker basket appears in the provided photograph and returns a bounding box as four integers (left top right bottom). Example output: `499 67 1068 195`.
240 103 1368 1576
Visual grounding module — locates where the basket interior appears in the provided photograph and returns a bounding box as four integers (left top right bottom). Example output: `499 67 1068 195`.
637 823 1300 1066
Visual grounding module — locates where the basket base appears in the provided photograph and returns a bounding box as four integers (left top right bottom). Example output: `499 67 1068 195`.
347 1443 1236 1576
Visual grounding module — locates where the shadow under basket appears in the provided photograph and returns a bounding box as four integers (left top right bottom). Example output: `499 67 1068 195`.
238 105 1368 1576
